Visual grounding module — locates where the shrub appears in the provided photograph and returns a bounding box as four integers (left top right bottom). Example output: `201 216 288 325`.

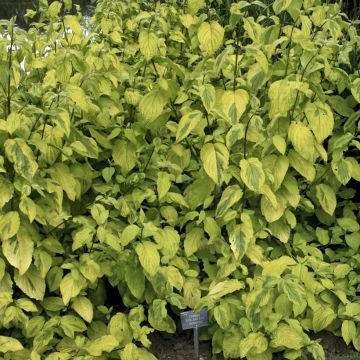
0 0 359 359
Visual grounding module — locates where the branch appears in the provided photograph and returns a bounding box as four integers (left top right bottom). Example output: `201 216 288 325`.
243 113 255 160
6 25 14 119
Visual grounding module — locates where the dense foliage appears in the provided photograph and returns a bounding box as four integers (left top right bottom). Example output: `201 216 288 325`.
0 0 359 359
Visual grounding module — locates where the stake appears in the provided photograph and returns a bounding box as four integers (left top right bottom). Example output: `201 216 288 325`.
194 326 199 358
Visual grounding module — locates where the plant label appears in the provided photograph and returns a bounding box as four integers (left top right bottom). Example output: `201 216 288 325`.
180 308 209 330
180 309 209 358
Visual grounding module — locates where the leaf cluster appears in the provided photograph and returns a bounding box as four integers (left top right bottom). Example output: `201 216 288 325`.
0 0 359 359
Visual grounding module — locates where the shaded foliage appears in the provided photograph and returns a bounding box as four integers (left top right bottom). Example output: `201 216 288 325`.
0 1 359 359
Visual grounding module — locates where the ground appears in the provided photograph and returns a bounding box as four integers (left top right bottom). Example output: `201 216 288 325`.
315 332 360 360
149 331 360 360
150 330 212 360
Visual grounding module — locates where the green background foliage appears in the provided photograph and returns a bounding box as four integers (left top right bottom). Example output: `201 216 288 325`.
0 0 359 359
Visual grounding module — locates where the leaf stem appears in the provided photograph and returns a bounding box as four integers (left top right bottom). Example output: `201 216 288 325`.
289 49 322 122
221 70 227 90
243 113 255 159
62 18 70 45
233 31 240 92
143 144 155 172
169 101 200 162
151 59 159 78
6 25 14 119
284 24 294 77
142 63 148 77
185 138 200 162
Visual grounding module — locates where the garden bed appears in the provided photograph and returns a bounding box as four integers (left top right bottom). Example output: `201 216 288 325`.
149 331 360 360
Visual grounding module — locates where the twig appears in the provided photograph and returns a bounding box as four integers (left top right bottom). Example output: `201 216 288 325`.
169 101 200 162
6 25 14 119
143 145 155 172
289 50 321 122
284 24 295 77
151 59 159 78
185 138 200 162
233 32 240 92
243 114 255 159
62 18 70 44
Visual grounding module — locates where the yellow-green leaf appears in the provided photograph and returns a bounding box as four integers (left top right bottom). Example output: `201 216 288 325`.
288 150 316 182
216 185 243 217
148 299 176 333
208 279 244 299
50 163 78 201
240 332 268 358
166 192 189 208
262 256 296 277
121 343 157 360
315 184 336 216
0 176 13 209
139 31 159 61
198 84 216 113
304 101 334 143
72 296 93 323
200 143 229 185
240 158 265 192
48 1 62 18
63 15 82 35
157 172 171 200
19 197 37 223
0 211 20 241
229 223 252 260
334 263 351 278
87 335 119 356
341 320 356 346
269 218 290 243
311 6 326 26
0 258 4 281
71 136 99 159
153 227 180 259
135 241 160 276
90 204 109 225
213 303 231 329
307 342 326 360
221 89 249 124
269 80 308 119
125 263 145 300
331 157 352 185
121 224 140 247
139 88 167 123
273 156 289 191
288 122 315 161
198 21 224 54
66 85 90 112
273 0 292 14
14 266 46 301
271 323 309 349
187 0 205 15
176 110 203 143
261 193 286 223
60 272 86 305
184 227 203 257
273 135 287 155
160 266 184 291
351 78 360 103
226 124 245 149
108 313 133 347
113 140 137 175
2 226 33 275
4 138 38 180
313 306 336 332
0 336 23 353
0 61 9 87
